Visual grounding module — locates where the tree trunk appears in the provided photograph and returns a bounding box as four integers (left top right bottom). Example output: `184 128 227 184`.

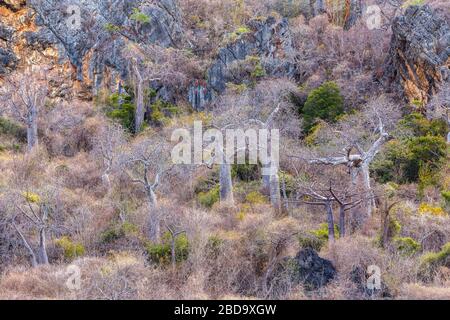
27 105 38 152
219 163 234 205
339 205 346 238
281 175 289 214
133 64 145 134
362 164 375 217
38 227 49 265
14 224 38 267
326 201 335 243
171 236 176 270
269 171 281 214
147 188 160 242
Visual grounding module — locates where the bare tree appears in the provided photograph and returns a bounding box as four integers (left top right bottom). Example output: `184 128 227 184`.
7 189 61 267
299 185 337 243
123 137 172 242
0 67 48 152
94 122 127 190
166 224 186 271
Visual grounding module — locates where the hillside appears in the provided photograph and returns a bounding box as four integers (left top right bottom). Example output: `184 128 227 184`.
0 0 449 300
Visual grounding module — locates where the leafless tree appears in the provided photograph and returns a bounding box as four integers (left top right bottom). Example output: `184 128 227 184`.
94 122 127 189
6 189 62 267
0 67 48 152
305 97 399 217
123 137 172 242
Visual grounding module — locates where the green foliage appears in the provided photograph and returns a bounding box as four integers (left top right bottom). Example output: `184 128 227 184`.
402 0 425 8
130 8 151 24
312 223 340 240
299 223 340 251
100 222 139 244
206 235 224 259
246 56 266 80
149 100 180 126
55 237 85 260
232 163 261 182
372 113 448 187
146 232 189 265
22 192 41 204
442 191 450 207
298 234 326 251
0 117 27 142
198 185 220 208
228 26 251 42
301 82 345 134
393 237 421 256
245 191 267 205
104 23 121 33
420 243 450 278
105 93 136 133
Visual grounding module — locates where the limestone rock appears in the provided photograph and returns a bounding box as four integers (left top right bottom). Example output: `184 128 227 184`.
383 5 450 107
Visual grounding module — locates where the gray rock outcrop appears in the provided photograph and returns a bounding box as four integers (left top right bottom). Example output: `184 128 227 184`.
383 5 450 107
190 16 295 110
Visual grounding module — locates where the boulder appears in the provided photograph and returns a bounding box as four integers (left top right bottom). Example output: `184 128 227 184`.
294 248 336 290
383 5 450 107
0 47 17 74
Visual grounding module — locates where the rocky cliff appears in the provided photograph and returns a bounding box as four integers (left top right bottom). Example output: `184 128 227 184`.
384 5 450 108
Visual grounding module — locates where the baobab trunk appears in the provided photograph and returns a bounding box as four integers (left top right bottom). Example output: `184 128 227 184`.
146 188 160 242
326 201 335 243
219 163 234 205
269 171 282 214
362 164 375 217
339 205 346 238
27 104 38 151
133 63 145 134
38 227 49 265
262 163 282 213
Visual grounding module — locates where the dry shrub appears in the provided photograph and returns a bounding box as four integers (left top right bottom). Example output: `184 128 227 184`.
0 265 67 300
42 102 100 157
399 283 450 300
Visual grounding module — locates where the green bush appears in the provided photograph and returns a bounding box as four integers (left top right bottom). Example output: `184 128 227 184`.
105 93 136 133
393 237 421 256
232 163 261 182
298 234 326 251
130 8 151 24
149 100 180 126
146 232 189 265
299 223 340 251
0 117 27 142
100 222 139 244
372 113 447 187
55 237 85 260
301 82 345 134
312 223 340 240
198 185 220 208
419 243 450 279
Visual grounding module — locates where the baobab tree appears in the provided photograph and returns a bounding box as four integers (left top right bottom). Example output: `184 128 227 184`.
0 67 48 152
299 185 338 243
210 79 297 210
122 43 199 133
306 97 399 217
6 189 61 267
123 136 172 242
94 122 127 190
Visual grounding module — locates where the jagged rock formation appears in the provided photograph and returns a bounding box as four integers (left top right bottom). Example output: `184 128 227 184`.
31 0 182 89
190 16 295 110
277 0 365 30
384 5 450 108
0 0 25 11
